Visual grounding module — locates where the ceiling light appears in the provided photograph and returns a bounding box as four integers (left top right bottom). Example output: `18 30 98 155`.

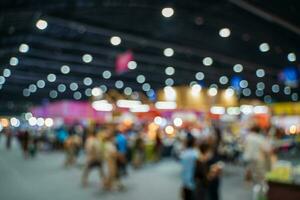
127 61 137 70
259 43 270 52
242 88 251 96
61 65 70 74
102 70 112 79
219 76 228 85
165 66 175 75
163 48 174 57
233 64 243 73
191 84 202 96
164 86 176 101
256 69 265 78
91 87 103 97
142 83 151 91
208 87 218 96
115 80 124 89
83 77 93 86
227 107 240 115
219 28 231 38
173 117 183 127
49 90 58 99
210 106 225 115
82 54 93 63
45 118 54 127
272 84 280 93
239 80 248 88
92 100 113 112
155 101 177 109
3 68 11 78
203 57 213 66
195 72 205 80
36 19 48 30
287 52 296 62
57 84 66 93
73 91 82 100
10 57 19 66
116 100 141 108
225 88 234 97
130 104 150 113
110 36 121 46
70 82 78 91
137 75 146 83
240 105 253 115
37 80 45 88
85 88 92 97
124 87 133 96
47 74 56 82
162 7 174 18
165 78 174 86
19 43 29 53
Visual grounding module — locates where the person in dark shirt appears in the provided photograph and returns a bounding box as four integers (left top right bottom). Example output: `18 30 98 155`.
195 142 223 200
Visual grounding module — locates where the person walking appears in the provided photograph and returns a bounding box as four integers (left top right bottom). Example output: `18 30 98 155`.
180 134 198 200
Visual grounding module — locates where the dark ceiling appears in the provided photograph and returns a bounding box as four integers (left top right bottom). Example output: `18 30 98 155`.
0 0 299 114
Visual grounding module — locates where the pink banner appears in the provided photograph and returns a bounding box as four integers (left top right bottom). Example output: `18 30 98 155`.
115 50 133 74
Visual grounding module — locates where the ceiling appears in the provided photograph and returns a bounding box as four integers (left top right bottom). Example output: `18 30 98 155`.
0 0 299 114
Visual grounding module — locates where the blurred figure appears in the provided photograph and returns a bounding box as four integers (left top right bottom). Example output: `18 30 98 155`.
64 133 82 167
195 143 223 200
132 133 145 169
81 131 103 187
243 126 272 184
180 134 198 200
154 129 163 161
115 131 128 177
5 128 12 150
18 130 30 158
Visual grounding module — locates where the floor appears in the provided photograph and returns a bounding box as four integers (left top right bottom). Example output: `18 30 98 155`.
0 138 252 200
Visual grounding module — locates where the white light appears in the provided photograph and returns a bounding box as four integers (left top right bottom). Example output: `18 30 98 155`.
137 75 146 83
36 19 48 30
47 74 56 82
85 88 92 97
165 78 174 86
256 69 265 78
292 93 298 101
92 100 113 111
191 84 202 96
124 87 132 96
210 106 225 115
130 104 150 113
254 106 269 114
3 68 11 78
154 116 163 125
165 66 175 75
272 84 280 93
29 84 37 93
10 117 20 127
227 107 240 115
28 117 37 126
128 61 137 70
82 54 93 63
164 86 176 101
110 36 121 46
58 84 66 93
37 80 45 88
45 118 54 127
23 89 30 97
287 53 296 62
242 88 251 96
233 64 243 73
117 100 141 108
173 117 183 127
49 90 58 98
91 87 103 97
256 89 264 97
61 65 70 74
284 86 291 95
219 28 231 38
162 7 174 18
25 112 33 120
195 72 205 80
163 48 174 57
203 57 213 66
257 82 265 90
10 57 19 66
142 83 151 91
19 43 29 53
259 43 270 52
115 80 124 89
225 88 234 97
208 87 218 96
102 70 112 79
219 76 228 85
70 82 78 91
73 91 82 100
240 105 253 115
155 101 177 110
37 117 44 127
0 76 5 84
240 80 248 88
100 85 107 93
83 77 93 86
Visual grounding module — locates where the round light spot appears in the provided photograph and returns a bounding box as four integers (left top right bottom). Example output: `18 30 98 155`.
137 75 146 83
83 77 93 86
259 43 270 52
37 80 45 88
165 78 174 86
264 95 272 103
110 36 121 46
208 87 218 96
85 88 92 97
124 87 132 95
165 66 175 75
257 82 265 90
128 61 137 70
73 91 82 100
49 90 58 99
70 82 78 91
37 118 44 127
36 19 48 30
102 70 112 79
28 117 37 126
163 48 174 57
92 87 103 97
239 80 248 88
272 84 280 93
45 118 54 127
10 57 19 66
25 112 33 120
256 90 264 97
256 69 265 78
10 117 20 127
219 76 228 85
47 74 56 82
19 43 29 53
191 84 202 95
233 64 243 73
0 76 5 84
3 69 11 78
115 80 124 89
284 86 291 95
203 57 213 66
162 7 174 18
57 84 66 93
61 65 70 74
242 88 251 96
225 88 234 97
23 89 30 97
287 52 296 62
165 125 175 135
100 85 107 93
82 54 93 63
219 28 231 38
292 93 298 101
142 83 151 91
29 84 37 93
173 118 183 127
195 72 205 80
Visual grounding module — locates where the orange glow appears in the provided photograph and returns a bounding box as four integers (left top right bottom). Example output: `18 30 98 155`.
0 118 9 127
289 125 297 135
165 125 175 135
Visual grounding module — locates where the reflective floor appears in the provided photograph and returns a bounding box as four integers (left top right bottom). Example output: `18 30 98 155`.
0 139 251 200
